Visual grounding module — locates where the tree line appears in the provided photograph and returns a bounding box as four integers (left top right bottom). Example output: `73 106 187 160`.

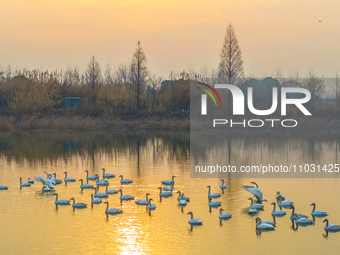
0 23 338 116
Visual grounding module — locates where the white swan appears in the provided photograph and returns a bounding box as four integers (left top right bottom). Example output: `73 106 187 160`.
53 193 70 205
179 193 188 206
79 179 93 189
85 170 96 181
310 203 327 217
105 184 118 195
248 207 257 214
95 175 109 186
102 168 115 179
70 197 87 210
207 185 220 199
34 176 54 188
27 178 34 184
161 175 175 185
147 198 156 210
277 196 293 209
93 187 108 198
256 218 275 230
104 201 122 215
261 220 276 226
242 182 263 202
276 191 285 201
177 191 190 201
248 197 264 210
163 184 174 191
20 177 31 187
135 193 151 205
0 184 8 190
158 187 172 197
42 185 52 192
220 179 227 189
323 219 340 231
119 175 133 184
52 173 62 184
44 171 56 185
209 197 221 207
187 211 203 225
295 215 313 225
219 208 232 220
119 189 135 201
91 194 102 204
64 172 76 182
290 205 308 220
271 202 286 216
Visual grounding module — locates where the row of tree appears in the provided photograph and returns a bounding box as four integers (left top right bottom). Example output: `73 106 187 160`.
0 23 338 116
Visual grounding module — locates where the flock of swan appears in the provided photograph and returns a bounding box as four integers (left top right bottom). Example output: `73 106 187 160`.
242 182 340 234
1 172 340 234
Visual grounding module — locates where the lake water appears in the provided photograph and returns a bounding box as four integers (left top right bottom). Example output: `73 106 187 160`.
0 130 340 255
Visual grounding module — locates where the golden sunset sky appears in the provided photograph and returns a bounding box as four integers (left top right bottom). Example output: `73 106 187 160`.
1 0 339 78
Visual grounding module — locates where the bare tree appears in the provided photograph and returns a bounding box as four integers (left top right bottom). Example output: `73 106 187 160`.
130 41 149 110
333 72 340 110
85 55 101 105
218 23 244 84
116 63 131 109
149 74 162 110
301 70 325 111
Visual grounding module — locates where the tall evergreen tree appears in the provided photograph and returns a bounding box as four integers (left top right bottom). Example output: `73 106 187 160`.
131 41 149 110
218 23 244 84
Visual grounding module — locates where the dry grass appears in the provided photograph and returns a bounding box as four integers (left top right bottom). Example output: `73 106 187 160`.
0 115 190 130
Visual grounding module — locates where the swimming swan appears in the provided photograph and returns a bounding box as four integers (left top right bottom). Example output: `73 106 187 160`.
135 193 151 205
64 172 76 182
219 208 232 220
79 179 93 189
290 205 308 220
91 194 102 204
271 202 286 216
0 184 8 190
323 219 340 231
207 185 220 199
161 176 175 185
220 179 227 189
70 197 87 210
93 187 108 198
179 193 188 206
255 218 275 230
209 197 221 207
277 196 293 209
158 187 172 197
119 189 135 201
102 168 115 179
187 211 203 225
310 203 327 217
177 191 190 201
104 201 122 215
119 175 133 184
53 193 70 205
20 177 31 187
147 198 156 210
85 170 96 181
105 184 118 195
248 197 264 210
242 182 263 202
295 215 313 225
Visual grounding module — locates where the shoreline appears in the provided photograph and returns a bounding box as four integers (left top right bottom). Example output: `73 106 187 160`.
0 112 339 130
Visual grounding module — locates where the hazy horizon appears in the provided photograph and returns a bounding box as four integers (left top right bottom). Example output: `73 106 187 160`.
1 0 339 78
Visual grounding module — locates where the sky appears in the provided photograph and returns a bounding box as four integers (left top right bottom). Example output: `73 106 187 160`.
0 0 339 78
